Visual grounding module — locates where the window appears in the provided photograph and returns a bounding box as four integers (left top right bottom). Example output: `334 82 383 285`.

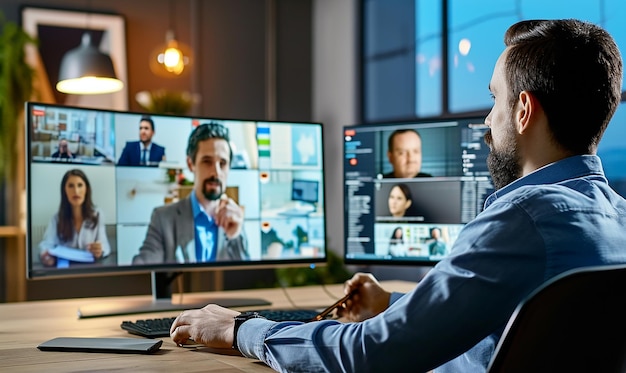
362 0 626 122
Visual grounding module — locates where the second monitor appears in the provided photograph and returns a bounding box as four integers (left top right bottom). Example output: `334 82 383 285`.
343 116 493 265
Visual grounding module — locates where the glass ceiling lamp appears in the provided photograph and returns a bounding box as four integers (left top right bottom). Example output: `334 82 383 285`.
149 0 192 77
56 32 124 95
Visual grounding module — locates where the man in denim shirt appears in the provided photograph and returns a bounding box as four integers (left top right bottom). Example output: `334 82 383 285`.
170 19 626 373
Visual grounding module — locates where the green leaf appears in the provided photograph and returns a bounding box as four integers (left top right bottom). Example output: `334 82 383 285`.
0 12 37 181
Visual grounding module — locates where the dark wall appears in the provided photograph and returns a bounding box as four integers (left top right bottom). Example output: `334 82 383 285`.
2 0 311 120
0 0 312 301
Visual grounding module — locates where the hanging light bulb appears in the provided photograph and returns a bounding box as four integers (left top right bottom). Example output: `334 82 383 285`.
149 1 192 77
150 30 192 77
57 32 124 94
156 30 190 75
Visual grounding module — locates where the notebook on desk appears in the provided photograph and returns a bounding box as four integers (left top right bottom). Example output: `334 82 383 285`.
38 337 162 354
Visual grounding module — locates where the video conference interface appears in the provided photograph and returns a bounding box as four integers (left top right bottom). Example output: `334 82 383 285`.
343 117 493 265
26 102 326 278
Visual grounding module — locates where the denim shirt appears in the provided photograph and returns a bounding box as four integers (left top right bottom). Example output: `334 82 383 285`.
237 155 626 373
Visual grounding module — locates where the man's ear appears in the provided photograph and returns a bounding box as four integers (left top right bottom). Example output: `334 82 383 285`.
516 91 540 134
186 156 194 172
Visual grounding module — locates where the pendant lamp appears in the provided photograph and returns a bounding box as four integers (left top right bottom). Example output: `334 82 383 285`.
149 0 192 77
56 32 124 95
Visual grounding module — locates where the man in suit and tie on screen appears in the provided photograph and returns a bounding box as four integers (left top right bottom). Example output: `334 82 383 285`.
117 116 166 166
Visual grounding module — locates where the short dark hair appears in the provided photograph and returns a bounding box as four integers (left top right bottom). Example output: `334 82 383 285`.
387 129 422 152
140 116 155 131
186 122 232 163
503 19 622 154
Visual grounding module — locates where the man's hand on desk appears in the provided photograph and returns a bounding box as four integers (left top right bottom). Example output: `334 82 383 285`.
169 273 392 350
336 272 391 322
170 304 240 349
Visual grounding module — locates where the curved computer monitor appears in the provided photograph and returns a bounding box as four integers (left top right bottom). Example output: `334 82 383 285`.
343 116 493 266
25 102 327 317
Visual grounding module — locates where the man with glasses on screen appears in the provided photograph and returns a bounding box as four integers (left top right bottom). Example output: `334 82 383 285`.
132 122 249 264
169 19 626 372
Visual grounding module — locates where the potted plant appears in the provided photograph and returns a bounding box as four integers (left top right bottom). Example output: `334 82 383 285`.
135 89 199 115
0 13 37 180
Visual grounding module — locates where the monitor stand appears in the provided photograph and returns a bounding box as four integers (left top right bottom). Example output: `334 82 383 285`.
77 271 272 319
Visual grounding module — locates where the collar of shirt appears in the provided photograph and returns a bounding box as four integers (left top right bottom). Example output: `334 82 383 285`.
484 154 607 209
140 143 152 152
190 190 213 222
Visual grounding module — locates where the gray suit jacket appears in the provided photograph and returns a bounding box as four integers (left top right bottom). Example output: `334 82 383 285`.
132 197 249 264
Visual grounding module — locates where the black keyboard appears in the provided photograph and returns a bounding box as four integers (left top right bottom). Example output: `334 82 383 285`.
256 308 323 322
121 317 177 338
121 309 325 338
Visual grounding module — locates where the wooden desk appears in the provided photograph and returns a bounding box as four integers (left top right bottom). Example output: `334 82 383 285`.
0 281 416 372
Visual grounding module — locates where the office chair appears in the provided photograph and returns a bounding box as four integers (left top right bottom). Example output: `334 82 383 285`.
487 264 626 373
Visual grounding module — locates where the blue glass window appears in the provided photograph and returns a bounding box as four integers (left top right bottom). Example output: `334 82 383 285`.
363 0 626 121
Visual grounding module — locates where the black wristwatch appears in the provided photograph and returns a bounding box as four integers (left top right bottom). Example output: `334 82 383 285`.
232 311 266 350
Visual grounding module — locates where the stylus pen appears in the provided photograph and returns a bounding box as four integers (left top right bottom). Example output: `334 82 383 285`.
311 289 358 322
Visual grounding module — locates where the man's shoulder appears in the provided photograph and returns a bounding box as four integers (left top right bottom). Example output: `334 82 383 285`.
121 141 140 153
492 181 626 218
152 198 192 217
153 142 165 150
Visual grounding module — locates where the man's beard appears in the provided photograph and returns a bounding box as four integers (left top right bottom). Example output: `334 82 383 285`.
485 128 521 190
202 177 223 201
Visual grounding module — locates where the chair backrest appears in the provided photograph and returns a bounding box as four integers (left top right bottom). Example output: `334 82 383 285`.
487 264 626 373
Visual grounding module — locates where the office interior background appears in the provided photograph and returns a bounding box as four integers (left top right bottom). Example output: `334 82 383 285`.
0 0 625 302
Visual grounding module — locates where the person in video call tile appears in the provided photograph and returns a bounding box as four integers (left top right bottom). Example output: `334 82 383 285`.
387 183 413 218
50 138 76 161
39 169 111 267
169 20 626 372
383 128 432 178
388 227 407 257
427 227 447 257
117 116 166 166
132 122 248 264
